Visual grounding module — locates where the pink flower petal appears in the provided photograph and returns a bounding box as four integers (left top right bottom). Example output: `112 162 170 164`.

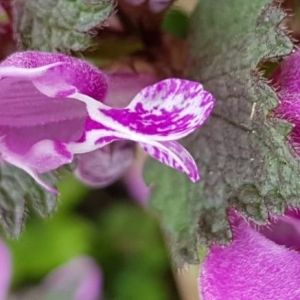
0 51 108 192
140 140 199 181
100 79 215 141
200 213 300 300
259 209 300 252
105 72 157 108
75 142 135 187
148 0 172 12
0 238 11 300
70 79 214 182
273 49 300 156
43 256 102 300
74 72 154 188
1 51 108 101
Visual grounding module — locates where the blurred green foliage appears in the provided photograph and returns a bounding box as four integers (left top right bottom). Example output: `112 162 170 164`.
6 176 91 287
162 9 190 39
91 204 173 300
5 175 179 299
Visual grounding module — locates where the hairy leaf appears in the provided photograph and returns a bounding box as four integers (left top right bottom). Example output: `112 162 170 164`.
145 0 297 264
0 164 59 237
14 0 115 52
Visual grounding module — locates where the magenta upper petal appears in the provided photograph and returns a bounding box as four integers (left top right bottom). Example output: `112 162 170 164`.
200 213 300 300
0 51 108 191
1 51 108 101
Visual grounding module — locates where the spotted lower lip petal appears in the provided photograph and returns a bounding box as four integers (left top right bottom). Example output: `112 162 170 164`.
139 140 200 182
99 79 215 141
71 78 215 181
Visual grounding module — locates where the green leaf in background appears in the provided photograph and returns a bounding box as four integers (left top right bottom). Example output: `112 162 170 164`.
6 175 91 287
14 0 115 52
0 164 60 238
92 204 176 300
162 8 190 39
145 159 200 266
145 0 299 263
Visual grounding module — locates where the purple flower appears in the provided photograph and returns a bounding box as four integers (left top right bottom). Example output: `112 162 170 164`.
0 238 11 300
42 256 102 300
123 0 172 12
0 51 214 192
0 51 107 193
74 71 156 188
0 240 102 300
122 147 150 205
75 141 135 188
200 209 300 300
273 49 300 156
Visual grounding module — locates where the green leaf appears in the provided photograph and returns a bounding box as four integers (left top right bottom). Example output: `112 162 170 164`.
145 0 298 264
15 0 115 52
162 8 190 39
145 159 200 265
0 164 60 237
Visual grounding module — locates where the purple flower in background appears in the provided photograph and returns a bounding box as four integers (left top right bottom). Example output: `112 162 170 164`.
123 0 173 13
273 49 300 156
75 141 135 188
122 148 150 205
43 256 102 300
0 51 215 192
0 239 102 300
200 209 300 300
0 238 11 300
